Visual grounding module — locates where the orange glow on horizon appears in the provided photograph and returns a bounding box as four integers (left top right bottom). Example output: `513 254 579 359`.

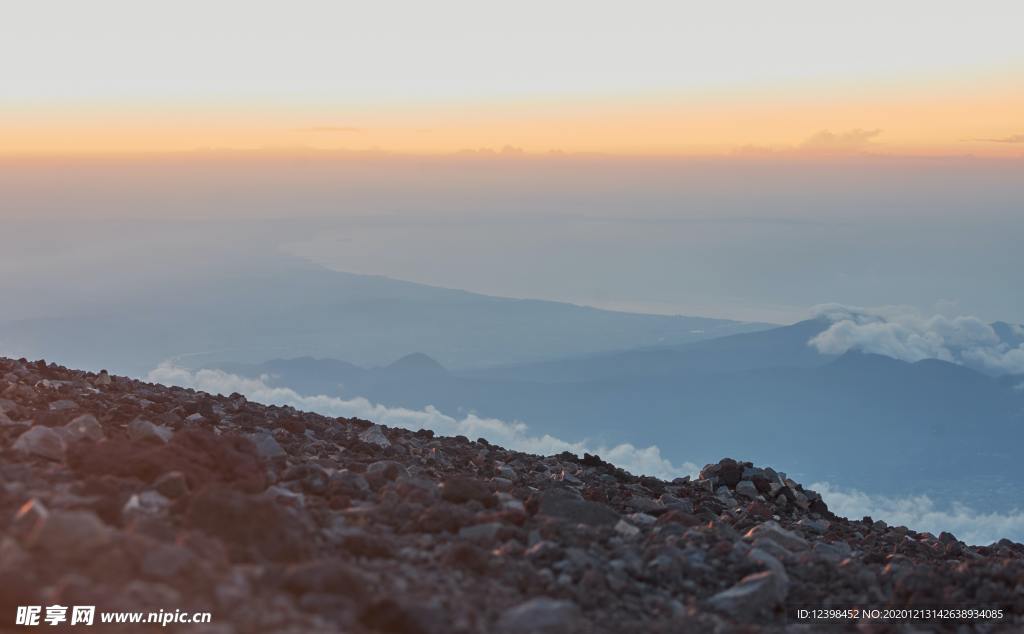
3 75 1023 159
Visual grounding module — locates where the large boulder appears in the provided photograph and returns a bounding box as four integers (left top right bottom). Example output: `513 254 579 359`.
13 426 66 461
536 488 619 527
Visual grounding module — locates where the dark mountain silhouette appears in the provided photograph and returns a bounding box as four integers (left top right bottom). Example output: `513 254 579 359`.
222 327 1024 510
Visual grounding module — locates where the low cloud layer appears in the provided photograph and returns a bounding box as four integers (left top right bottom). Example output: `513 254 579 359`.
734 128 885 157
147 363 699 481
973 134 1024 144
814 482 1024 545
809 304 1024 374
799 128 882 153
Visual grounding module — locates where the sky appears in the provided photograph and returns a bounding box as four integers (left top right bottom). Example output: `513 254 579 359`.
2 0 1023 156
1 2 1022 323
2 153 1022 324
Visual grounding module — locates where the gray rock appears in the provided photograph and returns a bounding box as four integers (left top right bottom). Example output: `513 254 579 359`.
627 495 665 513
0 536 31 574
556 469 582 485
715 485 737 506
659 493 694 513
537 489 619 527
141 542 195 578
328 470 370 497
48 399 79 411
0 409 29 428
246 432 285 458
735 480 760 499
458 522 503 545
813 540 852 562
626 512 657 526
153 471 190 499
745 521 809 552
62 413 104 443
752 536 794 561
496 464 516 480
707 571 786 616
365 460 408 482
128 419 173 444
123 491 172 519
27 510 112 557
749 548 790 595
797 518 831 534
614 519 641 538
358 425 391 448
11 498 49 543
13 425 66 461
495 598 587 634
491 477 514 491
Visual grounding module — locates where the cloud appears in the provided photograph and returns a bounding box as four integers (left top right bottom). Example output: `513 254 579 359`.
298 126 363 133
808 303 1024 374
799 128 882 153
146 363 699 481
971 134 1024 144
733 129 883 157
813 482 1024 545
453 145 526 156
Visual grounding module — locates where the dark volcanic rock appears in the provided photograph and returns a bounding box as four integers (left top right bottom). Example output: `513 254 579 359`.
536 487 619 526
186 487 312 562
0 356 1021 633
67 428 266 492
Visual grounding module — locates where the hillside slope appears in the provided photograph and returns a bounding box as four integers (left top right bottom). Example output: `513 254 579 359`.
1 356 1022 632
219 348 1024 508
0 256 770 375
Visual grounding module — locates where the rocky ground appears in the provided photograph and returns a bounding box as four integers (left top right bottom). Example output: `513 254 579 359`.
1 356 1022 633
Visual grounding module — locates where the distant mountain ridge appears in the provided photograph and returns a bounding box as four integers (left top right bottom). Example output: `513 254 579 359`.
219 320 1024 510
0 256 771 375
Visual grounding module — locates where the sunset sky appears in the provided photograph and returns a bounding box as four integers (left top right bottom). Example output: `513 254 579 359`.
3 0 1022 157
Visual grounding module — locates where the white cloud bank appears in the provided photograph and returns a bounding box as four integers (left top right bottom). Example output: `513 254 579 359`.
146 363 699 481
814 482 1024 546
809 304 1024 375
